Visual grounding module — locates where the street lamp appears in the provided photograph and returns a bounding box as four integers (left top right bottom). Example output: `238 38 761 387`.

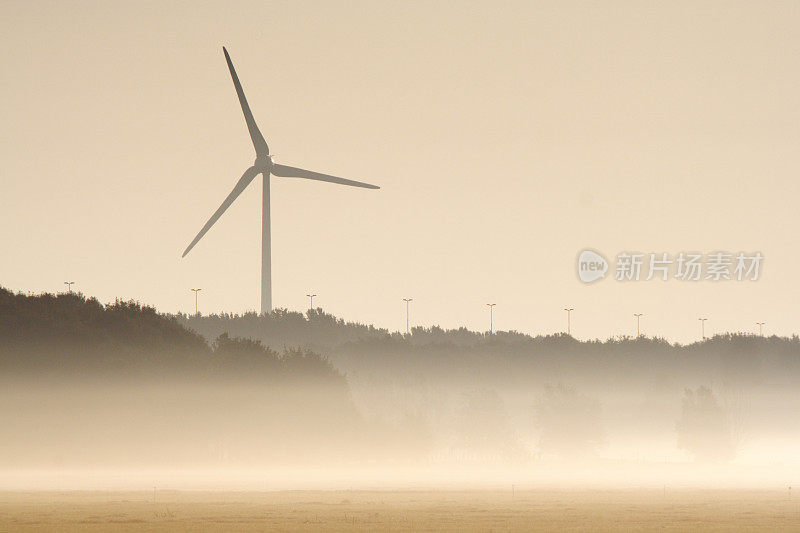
756 322 765 336
402 298 413 335
486 303 496 335
564 308 574 336
634 313 643 338
306 293 317 310
64 281 75 293
698 317 708 340
190 288 202 316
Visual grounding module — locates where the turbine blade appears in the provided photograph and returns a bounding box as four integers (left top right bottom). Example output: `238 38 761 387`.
271 164 380 189
182 167 260 258
223 47 269 157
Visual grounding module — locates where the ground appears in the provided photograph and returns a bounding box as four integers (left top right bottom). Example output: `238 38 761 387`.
1 489 799 531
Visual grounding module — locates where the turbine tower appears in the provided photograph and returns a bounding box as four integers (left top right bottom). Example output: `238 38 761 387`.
182 48 380 314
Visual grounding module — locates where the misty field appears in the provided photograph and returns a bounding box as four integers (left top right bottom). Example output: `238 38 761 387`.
1 489 799 531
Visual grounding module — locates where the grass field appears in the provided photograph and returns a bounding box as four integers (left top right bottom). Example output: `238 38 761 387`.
1 489 799 531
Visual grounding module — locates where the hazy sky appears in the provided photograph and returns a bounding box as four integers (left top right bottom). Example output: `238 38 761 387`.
2 0 799 342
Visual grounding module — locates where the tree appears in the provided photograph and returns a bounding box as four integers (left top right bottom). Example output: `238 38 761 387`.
676 386 735 462
454 388 525 460
534 384 603 458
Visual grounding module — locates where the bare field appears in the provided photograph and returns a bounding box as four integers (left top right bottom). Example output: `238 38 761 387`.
1 489 799 531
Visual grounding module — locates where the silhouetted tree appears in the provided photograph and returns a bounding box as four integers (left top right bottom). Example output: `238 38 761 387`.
453 389 525 460
676 386 735 462
534 384 603 458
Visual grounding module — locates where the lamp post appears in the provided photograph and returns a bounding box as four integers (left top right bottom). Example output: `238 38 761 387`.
486 303 496 335
190 288 202 316
64 281 75 293
634 313 643 338
698 317 708 340
306 293 317 310
756 322 765 336
402 298 413 335
564 308 574 336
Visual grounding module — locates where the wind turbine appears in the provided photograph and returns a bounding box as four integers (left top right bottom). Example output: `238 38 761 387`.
182 47 380 314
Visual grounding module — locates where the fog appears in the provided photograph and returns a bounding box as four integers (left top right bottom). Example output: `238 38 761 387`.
2 376 799 491
2 292 799 492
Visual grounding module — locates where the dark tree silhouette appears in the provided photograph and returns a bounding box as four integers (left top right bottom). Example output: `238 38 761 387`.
676 386 735 462
453 389 525 461
534 384 603 458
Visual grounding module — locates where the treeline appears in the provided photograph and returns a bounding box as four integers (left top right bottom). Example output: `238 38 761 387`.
6 286 799 389
335 331 800 390
178 308 549 350
180 308 800 390
176 308 395 351
0 287 344 387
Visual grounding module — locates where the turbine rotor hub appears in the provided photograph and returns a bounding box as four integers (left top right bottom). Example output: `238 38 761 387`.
254 155 273 172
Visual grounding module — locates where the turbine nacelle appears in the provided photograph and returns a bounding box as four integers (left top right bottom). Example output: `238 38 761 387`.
254 154 275 173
